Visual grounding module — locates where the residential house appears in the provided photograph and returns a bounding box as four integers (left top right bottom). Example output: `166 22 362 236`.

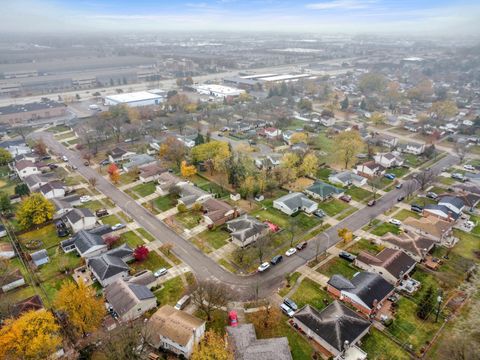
291 142 309 154
226 215 269 247
0 242 15 259
108 147 136 163
6 144 31 157
71 229 108 258
403 216 454 245
282 130 295 144
423 196 465 221
30 249 49 267
147 305 206 359
155 172 184 195
369 134 398 149
381 233 436 262
0 224 6 238
202 198 236 227
176 136 196 148
254 154 282 170
39 181 65 199
24 173 56 191
304 181 344 201
14 160 40 179
328 171 367 187
87 244 133 287
373 152 404 168
327 272 394 316
403 142 426 155
354 248 417 284
292 302 370 358
320 117 336 127
12 295 44 318
177 183 212 208
0 268 25 292
63 208 96 232
260 127 282 139
52 198 74 218
122 154 156 173
138 162 166 183
125 270 157 289
355 161 385 178
104 278 157 321
273 192 318 216
226 323 293 360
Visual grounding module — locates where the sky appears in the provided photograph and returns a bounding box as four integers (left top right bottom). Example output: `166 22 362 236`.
1 0 479 36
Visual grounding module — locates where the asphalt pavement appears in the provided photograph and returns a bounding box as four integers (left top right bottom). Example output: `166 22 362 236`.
33 131 459 300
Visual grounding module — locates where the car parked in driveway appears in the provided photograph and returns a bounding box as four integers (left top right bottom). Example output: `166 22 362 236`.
280 303 295 317
258 262 271 272
339 251 356 262
411 204 424 213
111 223 126 231
80 195 91 203
397 196 405 202
367 199 376 206
285 248 297 257
463 164 475 171
339 195 352 203
313 209 326 218
384 173 396 180
389 218 402 226
270 255 283 265
95 208 109 217
154 268 168 277
283 298 298 311
426 192 438 199
395 183 403 189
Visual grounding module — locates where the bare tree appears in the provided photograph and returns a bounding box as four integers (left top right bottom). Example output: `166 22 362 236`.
416 169 437 191
369 176 383 200
190 280 231 321
256 236 268 264
404 180 417 199
454 142 467 163
287 216 300 247
100 321 154 360
88 177 97 188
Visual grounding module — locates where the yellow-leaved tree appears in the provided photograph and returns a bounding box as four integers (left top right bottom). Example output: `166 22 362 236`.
290 132 308 144
335 131 364 169
54 281 106 338
0 309 61 360
191 141 230 175
337 228 353 244
370 111 386 125
181 160 197 178
191 330 233 360
16 193 55 230
300 153 319 177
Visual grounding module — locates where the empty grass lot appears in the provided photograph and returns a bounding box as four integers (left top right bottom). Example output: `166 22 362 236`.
394 209 421 221
197 228 229 249
100 214 122 226
347 238 384 255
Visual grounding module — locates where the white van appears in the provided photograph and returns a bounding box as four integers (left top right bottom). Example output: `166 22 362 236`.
174 295 191 310
280 303 295 317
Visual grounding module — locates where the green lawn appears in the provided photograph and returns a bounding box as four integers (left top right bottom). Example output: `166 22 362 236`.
317 257 359 278
117 231 144 248
246 313 315 360
19 223 61 250
452 229 480 260
78 200 106 212
191 174 229 197
0 176 22 196
336 207 357 221
316 167 332 181
131 251 171 271
251 208 290 228
387 297 443 354
47 125 71 133
394 209 421 221
152 194 178 211
347 238 384 255
361 328 410 360
137 228 155 242
403 154 427 167
195 309 228 335
132 182 156 197
408 196 437 206
279 272 302 297
175 211 203 229
100 214 122 226
437 176 456 186
197 227 229 249
290 278 334 312
389 167 410 178
371 222 402 236
345 186 374 203
54 131 75 140
153 275 186 306
317 199 351 217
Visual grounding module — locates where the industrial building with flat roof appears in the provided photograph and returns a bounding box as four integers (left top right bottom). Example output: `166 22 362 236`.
0 100 67 125
194 84 245 98
104 91 165 107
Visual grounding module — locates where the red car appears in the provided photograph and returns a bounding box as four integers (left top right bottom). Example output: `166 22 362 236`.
228 310 238 327
340 195 352 203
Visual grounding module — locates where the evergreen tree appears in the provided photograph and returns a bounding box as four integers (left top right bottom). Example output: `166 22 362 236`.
417 285 436 320
340 96 349 110
195 133 205 146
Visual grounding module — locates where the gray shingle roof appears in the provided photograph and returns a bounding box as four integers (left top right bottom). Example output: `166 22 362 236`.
64 207 94 224
227 215 269 243
73 230 105 254
306 181 343 198
275 192 316 211
105 279 154 317
88 254 129 280
293 302 370 353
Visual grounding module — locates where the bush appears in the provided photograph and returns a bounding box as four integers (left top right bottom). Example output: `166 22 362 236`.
177 203 187 213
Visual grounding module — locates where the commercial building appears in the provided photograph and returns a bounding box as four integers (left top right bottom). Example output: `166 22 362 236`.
104 91 165 107
0 100 67 125
194 84 245 98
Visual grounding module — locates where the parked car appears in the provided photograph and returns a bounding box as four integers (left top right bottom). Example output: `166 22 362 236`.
452 173 466 182
270 255 283 265
339 195 352 203
367 199 376 206
48 163 58 169
258 262 271 272
80 196 91 203
100 159 110 166
389 218 402 226
397 196 405 202
283 298 298 311
280 303 295 317
426 192 438 199
411 204 424 213
313 209 326 218
41 155 51 160
61 155 68 162
384 173 396 180
71 165 78 170
95 208 109 217
296 242 307 251
154 268 168 277
339 251 356 262
463 164 475 171
57 227 69 237
285 248 297 257
395 183 403 189
111 223 126 231
174 295 191 310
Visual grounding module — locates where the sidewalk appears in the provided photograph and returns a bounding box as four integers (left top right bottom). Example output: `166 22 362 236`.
183 224 208 239
208 242 237 261
157 207 179 220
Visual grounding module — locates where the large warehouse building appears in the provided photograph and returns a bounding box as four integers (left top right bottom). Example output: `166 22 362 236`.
194 84 245 98
0 100 67 125
103 91 165 107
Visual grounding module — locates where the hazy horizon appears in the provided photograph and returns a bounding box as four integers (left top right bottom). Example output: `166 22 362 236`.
0 0 479 38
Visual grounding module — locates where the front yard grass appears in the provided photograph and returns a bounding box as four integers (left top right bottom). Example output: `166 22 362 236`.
389 167 409 178
345 186 373 203
197 228 229 250
317 257 359 278
153 275 185 306
408 196 437 206
394 209 421 221
175 211 203 229
317 199 351 217
100 214 121 226
361 328 410 360
131 182 156 197
290 278 334 312
137 228 155 242
152 194 177 212
118 231 144 248
347 238 384 255
78 200 106 212
371 222 402 236
131 251 171 271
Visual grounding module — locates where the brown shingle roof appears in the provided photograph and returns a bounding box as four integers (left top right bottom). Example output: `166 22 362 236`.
403 216 452 239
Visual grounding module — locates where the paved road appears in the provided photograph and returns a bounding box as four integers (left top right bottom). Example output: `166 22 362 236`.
34 131 458 300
